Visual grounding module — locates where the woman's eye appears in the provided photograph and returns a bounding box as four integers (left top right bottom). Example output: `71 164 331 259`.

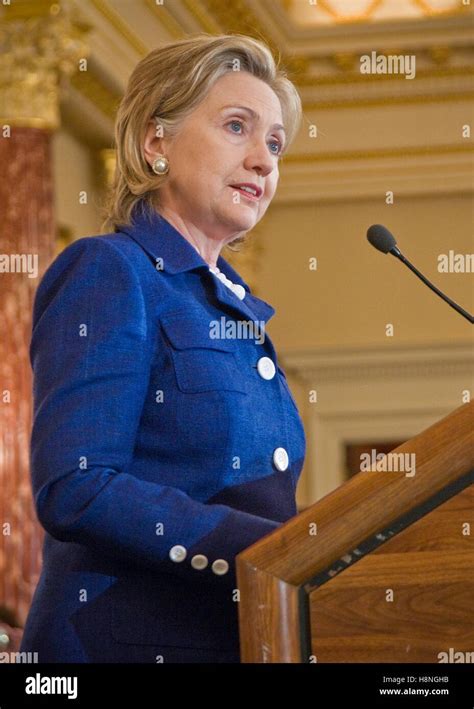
229 120 243 133
227 120 282 156
269 140 282 156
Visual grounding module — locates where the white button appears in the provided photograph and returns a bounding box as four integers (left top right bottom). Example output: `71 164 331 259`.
191 554 208 570
212 559 229 576
169 545 187 563
231 284 246 300
257 356 275 380
273 447 289 471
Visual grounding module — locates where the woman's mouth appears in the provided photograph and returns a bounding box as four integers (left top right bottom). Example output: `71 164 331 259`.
229 184 262 202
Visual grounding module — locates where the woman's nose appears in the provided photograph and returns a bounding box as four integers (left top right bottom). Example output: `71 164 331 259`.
243 141 275 177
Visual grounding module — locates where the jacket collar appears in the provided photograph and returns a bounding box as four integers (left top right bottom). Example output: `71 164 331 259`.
118 202 275 325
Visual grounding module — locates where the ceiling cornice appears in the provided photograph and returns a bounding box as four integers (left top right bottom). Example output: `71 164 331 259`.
284 144 474 163
48 0 473 195
90 0 149 55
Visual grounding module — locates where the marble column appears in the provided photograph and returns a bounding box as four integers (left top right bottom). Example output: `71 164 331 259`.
0 1 89 624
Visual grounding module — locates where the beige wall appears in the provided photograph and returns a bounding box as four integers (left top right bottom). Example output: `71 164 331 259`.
259 194 473 351
53 129 102 240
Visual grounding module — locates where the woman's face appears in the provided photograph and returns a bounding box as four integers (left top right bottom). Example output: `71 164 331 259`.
145 71 285 243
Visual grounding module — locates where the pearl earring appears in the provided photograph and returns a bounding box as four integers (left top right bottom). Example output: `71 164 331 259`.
152 154 169 175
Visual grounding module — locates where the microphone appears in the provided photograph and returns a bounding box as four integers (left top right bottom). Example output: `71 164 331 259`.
367 224 473 324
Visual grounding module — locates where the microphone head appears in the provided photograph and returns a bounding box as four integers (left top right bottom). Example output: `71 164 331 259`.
367 224 397 254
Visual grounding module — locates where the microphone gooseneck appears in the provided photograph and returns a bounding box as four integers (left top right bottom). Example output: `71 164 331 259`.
366 224 473 324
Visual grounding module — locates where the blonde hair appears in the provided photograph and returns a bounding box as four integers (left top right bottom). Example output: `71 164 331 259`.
101 33 302 242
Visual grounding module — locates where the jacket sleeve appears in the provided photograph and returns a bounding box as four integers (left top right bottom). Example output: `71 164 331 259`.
30 237 279 590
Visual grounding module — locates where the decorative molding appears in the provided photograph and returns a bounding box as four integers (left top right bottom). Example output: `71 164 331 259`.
0 2 90 131
181 0 221 34
285 0 467 27
187 0 311 76
281 342 474 384
297 65 474 88
91 0 149 53
199 0 263 36
144 0 188 39
275 146 474 203
44 0 472 142
263 3 473 44
60 78 117 148
69 64 121 122
280 343 474 504
285 143 474 164
302 91 474 110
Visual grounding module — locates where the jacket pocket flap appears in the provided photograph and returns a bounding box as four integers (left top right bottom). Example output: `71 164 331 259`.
160 312 235 352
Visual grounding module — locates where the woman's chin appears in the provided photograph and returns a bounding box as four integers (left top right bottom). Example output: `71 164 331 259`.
221 205 258 232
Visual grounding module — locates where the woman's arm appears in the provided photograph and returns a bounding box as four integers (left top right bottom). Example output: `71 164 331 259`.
29 237 278 590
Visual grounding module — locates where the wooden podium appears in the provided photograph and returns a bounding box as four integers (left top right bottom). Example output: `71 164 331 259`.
236 402 474 663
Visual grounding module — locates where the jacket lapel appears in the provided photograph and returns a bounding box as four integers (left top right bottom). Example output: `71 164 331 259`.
118 203 276 327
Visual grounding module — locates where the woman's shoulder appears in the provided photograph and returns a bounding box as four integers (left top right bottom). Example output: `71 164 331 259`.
40 231 158 292
31 232 159 348
57 231 146 267
32 233 158 327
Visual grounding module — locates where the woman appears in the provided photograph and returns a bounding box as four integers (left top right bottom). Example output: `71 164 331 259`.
20 33 306 663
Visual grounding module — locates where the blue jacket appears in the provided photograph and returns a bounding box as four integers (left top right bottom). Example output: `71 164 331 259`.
20 203 306 663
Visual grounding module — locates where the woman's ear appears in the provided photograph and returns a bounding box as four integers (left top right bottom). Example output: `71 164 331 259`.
143 119 166 167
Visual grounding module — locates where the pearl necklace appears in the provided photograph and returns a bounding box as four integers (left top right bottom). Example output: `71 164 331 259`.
209 266 246 300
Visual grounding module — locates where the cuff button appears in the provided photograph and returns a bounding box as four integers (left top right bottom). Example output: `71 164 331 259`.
169 545 187 563
212 559 229 576
191 554 208 570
